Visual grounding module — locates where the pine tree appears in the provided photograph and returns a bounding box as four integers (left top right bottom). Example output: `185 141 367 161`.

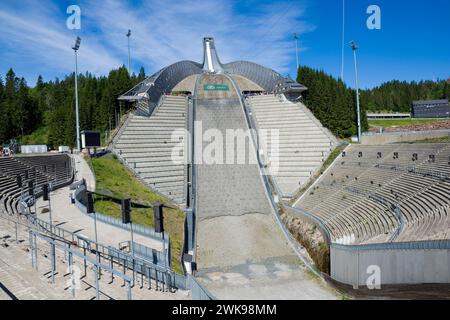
138 67 146 82
297 66 368 138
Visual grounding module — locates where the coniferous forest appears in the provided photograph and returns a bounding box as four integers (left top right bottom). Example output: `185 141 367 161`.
0 66 145 148
360 80 450 113
0 65 448 147
297 66 449 138
297 66 369 138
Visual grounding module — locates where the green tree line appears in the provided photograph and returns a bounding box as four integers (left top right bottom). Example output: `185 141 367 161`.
297 66 369 138
360 79 450 113
0 66 146 148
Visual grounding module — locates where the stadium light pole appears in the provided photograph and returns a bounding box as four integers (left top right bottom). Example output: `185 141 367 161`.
341 0 345 80
293 33 300 72
72 37 82 152
350 40 362 143
126 29 132 75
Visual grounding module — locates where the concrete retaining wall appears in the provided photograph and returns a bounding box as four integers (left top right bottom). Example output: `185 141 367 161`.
361 130 450 145
331 244 450 287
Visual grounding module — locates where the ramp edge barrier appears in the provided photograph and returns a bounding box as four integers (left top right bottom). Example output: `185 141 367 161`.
73 182 169 245
227 74 326 279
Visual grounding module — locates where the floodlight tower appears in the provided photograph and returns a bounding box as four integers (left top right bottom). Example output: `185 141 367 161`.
72 37 81 152
293 33 300 71
350 40 362 143
126 29 132 75
341 0 345 80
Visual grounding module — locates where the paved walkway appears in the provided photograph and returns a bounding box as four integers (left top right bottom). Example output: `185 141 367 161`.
0 217 189 300
35 154 164 252
0 154 188 300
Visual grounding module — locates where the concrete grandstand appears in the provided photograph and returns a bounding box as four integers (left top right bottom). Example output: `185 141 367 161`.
114 37 450 295
1 37 450 300
115 38 338 299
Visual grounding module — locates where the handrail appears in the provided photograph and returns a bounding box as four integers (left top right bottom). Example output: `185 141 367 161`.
73 183 169 243
340 160 450 182
189 74 201 265
281 205 332 246
226 74 326 278
367 193 404 241
109 108 134 149
331 238 450 251
343 185 404 242
23 212 182 289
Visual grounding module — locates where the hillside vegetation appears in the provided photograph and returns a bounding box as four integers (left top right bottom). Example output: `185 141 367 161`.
297 67 449 137
0 67 146 147
89 154 185 274
361 79 449 113
297 66 369 138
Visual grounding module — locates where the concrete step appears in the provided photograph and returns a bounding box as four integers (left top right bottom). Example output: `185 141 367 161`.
115 143 180 150
129 119 186 125
136 167 185 176
122 156 185 163
144 178 186 188
118 136 185 143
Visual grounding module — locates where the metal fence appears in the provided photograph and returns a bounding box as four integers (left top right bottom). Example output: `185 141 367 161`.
331 239 450 251
281 205 332 245
189 276 215 300
132 241 169 268
73 183 169 244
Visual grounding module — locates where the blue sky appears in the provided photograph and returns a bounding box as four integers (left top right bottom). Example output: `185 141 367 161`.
0 0 448 89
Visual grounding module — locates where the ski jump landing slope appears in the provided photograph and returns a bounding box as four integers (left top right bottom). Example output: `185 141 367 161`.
193 74 336 300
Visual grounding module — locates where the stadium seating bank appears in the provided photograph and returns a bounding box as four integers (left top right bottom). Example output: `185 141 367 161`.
295 144 450 287
0 154 74 216
113 37 450 291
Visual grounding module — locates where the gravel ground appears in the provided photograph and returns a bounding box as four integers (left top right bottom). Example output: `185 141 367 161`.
194 74 339 300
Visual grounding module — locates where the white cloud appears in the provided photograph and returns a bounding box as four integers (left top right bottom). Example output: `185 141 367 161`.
82 0 313 74
0 1 122 78
0 0 313 81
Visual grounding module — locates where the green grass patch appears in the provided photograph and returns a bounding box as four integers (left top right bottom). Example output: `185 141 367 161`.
19 126 49 146
368 118 446 128
89 154 185 274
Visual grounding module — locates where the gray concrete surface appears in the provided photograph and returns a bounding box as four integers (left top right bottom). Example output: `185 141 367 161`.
172 74 198 93
36 154 164 252
361 130 450 145
114 96 188 203
231 75 264 92
0 216 188 300
248 95 336 197
0 154 189 300
194 74 338 299
331 245 450 287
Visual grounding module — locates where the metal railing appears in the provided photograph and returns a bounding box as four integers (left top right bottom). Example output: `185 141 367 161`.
73 183 169 244
132 241 169 268
22 210 181 291
189 276 215 300
368 193 404 242
228 75 326 279
29 231 133 300
343 186 405 242
331 238 450 251
281 205 332 245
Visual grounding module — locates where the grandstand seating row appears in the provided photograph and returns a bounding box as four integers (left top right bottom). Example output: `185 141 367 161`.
114 95 188 204
247 95 337 198
0 154 74 215
295 144 450 244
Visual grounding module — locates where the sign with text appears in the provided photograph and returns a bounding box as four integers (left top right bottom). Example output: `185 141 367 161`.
203 84 229 91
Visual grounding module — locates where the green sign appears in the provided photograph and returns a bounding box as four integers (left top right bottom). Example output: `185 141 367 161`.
203 84 229 91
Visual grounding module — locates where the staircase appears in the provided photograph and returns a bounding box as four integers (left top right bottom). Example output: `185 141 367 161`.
114 95 188 204
247 95 337 198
